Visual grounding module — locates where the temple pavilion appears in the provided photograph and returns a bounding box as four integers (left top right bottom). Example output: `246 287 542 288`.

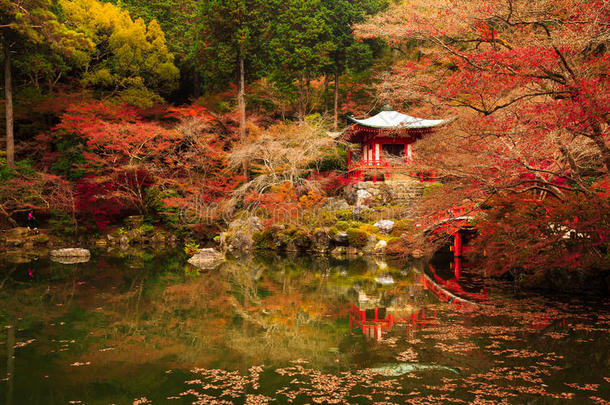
343 107 453 183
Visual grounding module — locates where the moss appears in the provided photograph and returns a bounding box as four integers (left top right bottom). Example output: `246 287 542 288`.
335 221 350 231
346 227 369 248
329 226 339 238
253 228 277 250
333 209 354 221
392 219 414 236
423 183 443 196
358 224 377 234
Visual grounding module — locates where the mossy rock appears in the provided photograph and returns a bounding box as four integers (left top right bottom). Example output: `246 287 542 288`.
332 209 354 221
391 219 414 236
253 228 277 250
31 234 50 245
358 224 377 234
346 227 369 248
124 215 145 228
335 221 350 231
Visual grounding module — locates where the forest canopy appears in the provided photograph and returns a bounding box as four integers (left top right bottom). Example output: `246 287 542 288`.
0 0 608 285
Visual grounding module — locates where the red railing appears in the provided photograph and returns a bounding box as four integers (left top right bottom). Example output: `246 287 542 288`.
347 150 437 183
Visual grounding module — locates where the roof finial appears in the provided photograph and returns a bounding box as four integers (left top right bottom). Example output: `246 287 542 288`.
381 104 394 112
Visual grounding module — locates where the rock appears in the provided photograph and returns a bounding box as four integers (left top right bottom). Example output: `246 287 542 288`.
333 232 348 245
124 215 144 228
374 240 387 255
188 248 225 270
332 246 360 256
311 228 331 253
151 232 166 244
375 275 394 285
356 189 373 207
362 234 379 254
95 238 108 248
323 197 350 211
52 256 91 264
352 205 364 221
50 248 91 264
3 252 36 264
331 246 347 257
4 238 25 248
119 235 130 247
220 216 264 253
346 246 361 256
30 234 50 245
50 248 91 258
412 248 424 258
374 220 395 234
5 227 33 238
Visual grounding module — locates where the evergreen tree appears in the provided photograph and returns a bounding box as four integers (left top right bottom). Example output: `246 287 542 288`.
1 0 90 168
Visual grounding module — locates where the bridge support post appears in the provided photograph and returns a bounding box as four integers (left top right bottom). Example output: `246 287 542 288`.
453 232 462 258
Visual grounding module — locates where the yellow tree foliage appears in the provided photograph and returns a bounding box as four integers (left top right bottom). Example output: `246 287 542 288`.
60 0 179 107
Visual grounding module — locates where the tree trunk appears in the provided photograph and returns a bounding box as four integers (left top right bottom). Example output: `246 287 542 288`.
297 75 305 122
334 65 339 131
589 122 610 174
3 42 14 169
193 68 201 99
323 73 329 115
238 48 246 140
237 47 248 180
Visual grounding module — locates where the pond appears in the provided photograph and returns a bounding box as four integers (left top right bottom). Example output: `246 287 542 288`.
0 250 609 404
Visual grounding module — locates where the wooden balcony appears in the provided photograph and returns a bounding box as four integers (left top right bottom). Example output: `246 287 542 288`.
347 154 437 184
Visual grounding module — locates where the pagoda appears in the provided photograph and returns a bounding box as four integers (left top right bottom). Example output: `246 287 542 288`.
343 107 452 183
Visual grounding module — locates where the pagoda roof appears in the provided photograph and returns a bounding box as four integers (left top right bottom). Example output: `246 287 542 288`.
348 110 452 130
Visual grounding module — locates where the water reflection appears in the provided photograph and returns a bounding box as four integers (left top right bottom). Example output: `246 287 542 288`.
0 250 608 404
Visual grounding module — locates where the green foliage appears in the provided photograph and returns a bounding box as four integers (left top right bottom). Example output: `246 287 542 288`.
0 156 37 181
253 229 275 250
184 241 201 255
192 0 272 92
48 210 78 235
346 227 369 247
333 209 354 221
423 183 443 197
138 223 155 234
51 134 87 180
335 221 350 231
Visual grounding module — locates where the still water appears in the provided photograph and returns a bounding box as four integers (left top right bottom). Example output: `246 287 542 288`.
0 250 609 404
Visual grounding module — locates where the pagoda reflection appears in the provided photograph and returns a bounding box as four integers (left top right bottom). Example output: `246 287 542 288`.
349 256 488 341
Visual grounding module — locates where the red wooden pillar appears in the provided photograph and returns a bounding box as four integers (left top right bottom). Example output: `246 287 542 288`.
348 150 351 168
454 256 462 281
454 232 462 257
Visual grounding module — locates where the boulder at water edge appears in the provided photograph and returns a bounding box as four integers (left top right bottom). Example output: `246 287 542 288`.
374 220 395 234
50 248 91 264
188 248 225 270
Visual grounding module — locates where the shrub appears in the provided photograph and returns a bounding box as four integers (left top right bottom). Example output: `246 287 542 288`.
184 241 201 255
